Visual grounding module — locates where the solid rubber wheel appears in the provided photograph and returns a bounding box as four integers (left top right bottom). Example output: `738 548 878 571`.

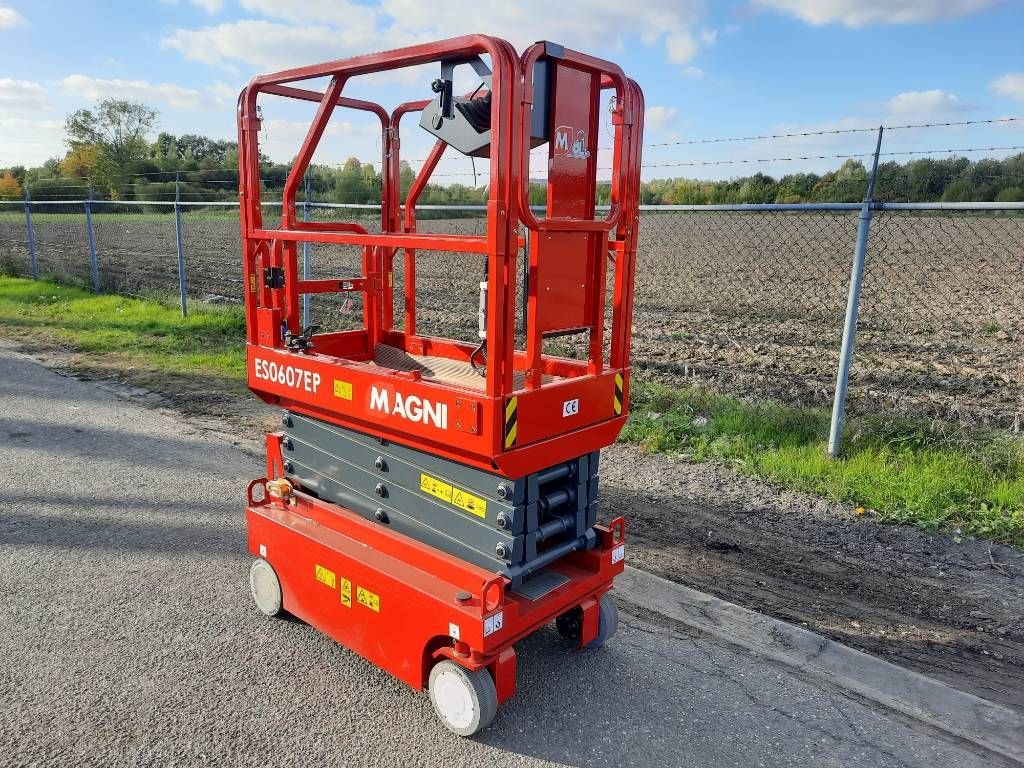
587 595 619 649
428 660 498 737
249 558 283 617
556 595 619 649
555 606 583 642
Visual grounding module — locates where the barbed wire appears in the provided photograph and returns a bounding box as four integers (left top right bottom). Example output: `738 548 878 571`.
15 129 1024 189
635 116 1023 150
379 144 1024 177
360 115 1024 163
17 116 1020 186
637 145 1024 171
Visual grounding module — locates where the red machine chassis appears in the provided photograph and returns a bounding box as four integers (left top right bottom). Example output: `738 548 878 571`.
239 35 642 732
246 479 625 702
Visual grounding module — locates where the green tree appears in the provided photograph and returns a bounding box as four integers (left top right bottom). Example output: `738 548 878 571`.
941 180 973 202
874 161 909 202
995 186 1024 202
399 160 416 198
775 172 820 203
332 157 382 203
152 132 180 171
736 172 777 203
65 99 158 196
905 158 946 202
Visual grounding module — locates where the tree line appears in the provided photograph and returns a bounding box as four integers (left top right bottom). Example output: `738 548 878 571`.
1 98 1022 205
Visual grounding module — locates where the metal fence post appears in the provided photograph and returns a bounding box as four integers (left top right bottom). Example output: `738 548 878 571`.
827 127 884 458
85 182 100 293
302 173 311 328
24 187 38 280
174 172 188 317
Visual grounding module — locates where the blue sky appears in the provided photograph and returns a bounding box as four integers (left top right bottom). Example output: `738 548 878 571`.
1 0 1022 181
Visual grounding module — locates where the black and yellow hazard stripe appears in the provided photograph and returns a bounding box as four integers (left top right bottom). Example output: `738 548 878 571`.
613 373 624 415
504 396 518 449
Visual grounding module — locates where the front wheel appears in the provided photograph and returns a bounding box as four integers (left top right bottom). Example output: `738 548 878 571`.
556 595 619 649
428 660 498 737
249 558 283 617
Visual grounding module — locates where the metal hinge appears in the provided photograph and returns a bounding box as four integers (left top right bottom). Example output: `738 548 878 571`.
263 267 285 289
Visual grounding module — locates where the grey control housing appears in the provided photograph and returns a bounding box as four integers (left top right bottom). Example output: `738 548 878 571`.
281 411 600 588
420 58 553 159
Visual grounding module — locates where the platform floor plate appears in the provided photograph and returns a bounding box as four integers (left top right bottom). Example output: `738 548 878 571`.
512 569 571 601
373 344 558 393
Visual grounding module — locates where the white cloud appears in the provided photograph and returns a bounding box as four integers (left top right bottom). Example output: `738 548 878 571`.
62 75 203 110
257 117 382 164
645 106 678 131
206 80 242 106
239 0 377 28
886 89 973 115
699 28 718 46
378 0 705 55
0 5 26 28
0 117 64 167
161 20 378 72
682 66 704 79
665 31 699 64
162 0 710 75
262 118 378 139
0 78 48 110
160 0 226 12
753 0 1000 27
990 72 1024 102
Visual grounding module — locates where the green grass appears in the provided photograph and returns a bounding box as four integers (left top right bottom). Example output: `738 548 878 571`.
621 381 1024 546
0 276 246 378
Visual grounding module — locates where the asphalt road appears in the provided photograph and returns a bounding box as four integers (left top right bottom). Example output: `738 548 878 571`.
0 345 995 768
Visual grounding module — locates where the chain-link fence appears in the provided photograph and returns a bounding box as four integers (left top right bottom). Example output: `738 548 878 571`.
0 199 1021 432
629 206 1023 432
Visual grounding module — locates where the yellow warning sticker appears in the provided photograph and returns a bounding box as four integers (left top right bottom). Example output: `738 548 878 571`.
356 586 380 612
249 273 257 292
452 488 487 518
340 578 352 607
420 473 453 504
420 473 487 518
333 379 353 400
504 396 518 449
314 564 336 589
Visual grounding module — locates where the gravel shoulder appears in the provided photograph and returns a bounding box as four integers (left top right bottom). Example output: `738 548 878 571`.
606 445 1024 711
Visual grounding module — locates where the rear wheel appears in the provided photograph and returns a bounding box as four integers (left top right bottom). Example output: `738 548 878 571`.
428 660 498 737
588 595 618 648
556 595 619 648
249 558 283 617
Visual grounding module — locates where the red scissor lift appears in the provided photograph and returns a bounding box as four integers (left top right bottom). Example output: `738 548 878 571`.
240 35 644 735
